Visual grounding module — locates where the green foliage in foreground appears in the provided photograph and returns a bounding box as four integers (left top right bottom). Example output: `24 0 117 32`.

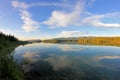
0 47 24 80
0 32 24 80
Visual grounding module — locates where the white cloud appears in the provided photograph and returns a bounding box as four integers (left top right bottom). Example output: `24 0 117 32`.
12 1 40 32
12 1 29 9
12 0 120 31
42 0 120 28
58 30 87 37
94 22 120 28
20 10 39 32
43 1 84 27
12 1 72 9
80 13 120 28
29 2 72 8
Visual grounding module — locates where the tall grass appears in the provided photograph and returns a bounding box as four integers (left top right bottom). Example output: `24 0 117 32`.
0 32 24 80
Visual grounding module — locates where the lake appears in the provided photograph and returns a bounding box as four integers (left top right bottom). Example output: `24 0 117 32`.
13 43 120 80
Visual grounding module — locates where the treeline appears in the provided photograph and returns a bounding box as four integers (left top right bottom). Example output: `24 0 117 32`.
0 32 18 42
78 37 120 46
42 37 120 46
0 32 19 49
0 32 24 80
42 39 77 43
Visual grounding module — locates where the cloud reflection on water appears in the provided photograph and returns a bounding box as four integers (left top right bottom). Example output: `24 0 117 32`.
58 44 85 51
23 51 40 63
45 54 72 70
18 44 120 80
21 51 120 72
95 56 120 60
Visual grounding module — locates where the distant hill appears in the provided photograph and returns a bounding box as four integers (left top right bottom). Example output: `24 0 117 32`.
27 39 41 43
43 36 97 41
53 37 79 40
42 36 120 46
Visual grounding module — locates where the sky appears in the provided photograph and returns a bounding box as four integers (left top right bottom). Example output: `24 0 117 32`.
0 0 120 40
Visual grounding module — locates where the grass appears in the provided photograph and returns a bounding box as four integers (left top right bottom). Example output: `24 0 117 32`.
0 32 25 80
0 42 24 80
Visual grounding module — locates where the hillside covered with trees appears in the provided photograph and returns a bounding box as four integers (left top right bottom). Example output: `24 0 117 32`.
0 32 24 80
78 37 120 46
42 37 120 46
0 32 19 49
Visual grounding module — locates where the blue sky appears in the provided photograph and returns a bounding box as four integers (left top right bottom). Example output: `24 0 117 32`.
0 0 120 40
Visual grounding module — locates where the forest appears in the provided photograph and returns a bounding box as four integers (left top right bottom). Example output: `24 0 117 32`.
0 32 24 80
78 37 120 46
42 37 120 46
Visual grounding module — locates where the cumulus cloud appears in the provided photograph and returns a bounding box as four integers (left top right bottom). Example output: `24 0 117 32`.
93 22 120 28
12 0 120 30
20 10 39 32
12 1 40 32
12 0 72 9
29 2 72 8
57 30 87 37
12 1 29 9
80 13 120 28
43 0 120 28
43 1 84 27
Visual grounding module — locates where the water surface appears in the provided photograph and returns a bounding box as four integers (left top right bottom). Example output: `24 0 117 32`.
13 43 120 80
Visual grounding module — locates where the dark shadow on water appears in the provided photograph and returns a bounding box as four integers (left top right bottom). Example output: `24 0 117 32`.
23 58 120 80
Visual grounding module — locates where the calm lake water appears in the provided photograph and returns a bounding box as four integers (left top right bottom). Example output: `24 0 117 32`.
13 43 120 80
